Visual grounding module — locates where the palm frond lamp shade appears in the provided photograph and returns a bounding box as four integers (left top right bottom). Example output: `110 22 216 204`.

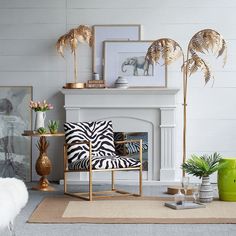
146 30 227 176
56 25 93 89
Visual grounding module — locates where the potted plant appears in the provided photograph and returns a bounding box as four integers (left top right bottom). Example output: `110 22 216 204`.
48 120 59 134
182 152 225 203
37 127 47 134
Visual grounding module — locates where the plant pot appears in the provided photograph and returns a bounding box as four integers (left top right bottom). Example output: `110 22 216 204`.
49 129 58 134
218 158 236 201
199 176 213 203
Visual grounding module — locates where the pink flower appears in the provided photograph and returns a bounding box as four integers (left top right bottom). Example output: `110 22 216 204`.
29 100 54 112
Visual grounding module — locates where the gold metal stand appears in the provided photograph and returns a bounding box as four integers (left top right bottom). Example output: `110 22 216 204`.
22 132 64 191
64 139 143 201
64 82 85 89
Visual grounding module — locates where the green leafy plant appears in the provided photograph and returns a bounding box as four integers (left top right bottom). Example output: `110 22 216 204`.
37 127 47 134
48 120 59 134
181 152 226 178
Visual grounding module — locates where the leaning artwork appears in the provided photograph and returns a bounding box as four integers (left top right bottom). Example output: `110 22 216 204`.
104 41 167 87
0 86 32 182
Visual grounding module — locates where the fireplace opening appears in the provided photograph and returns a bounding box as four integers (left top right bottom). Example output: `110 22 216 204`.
114 132 148 171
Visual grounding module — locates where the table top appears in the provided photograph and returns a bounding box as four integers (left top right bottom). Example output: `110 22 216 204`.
22 131 64 137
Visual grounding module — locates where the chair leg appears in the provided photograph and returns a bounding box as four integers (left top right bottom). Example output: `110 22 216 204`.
8 221 16 236
89 170 93 201
64 172 67 193
139 167 142 196
111 170 115 191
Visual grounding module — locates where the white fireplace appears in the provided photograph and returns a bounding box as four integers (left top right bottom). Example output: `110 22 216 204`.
62 88 179 183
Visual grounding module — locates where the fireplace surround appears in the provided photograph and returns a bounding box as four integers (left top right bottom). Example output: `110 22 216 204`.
62 88 179 183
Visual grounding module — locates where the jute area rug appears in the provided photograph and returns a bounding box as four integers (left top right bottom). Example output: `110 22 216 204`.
28 196 236 224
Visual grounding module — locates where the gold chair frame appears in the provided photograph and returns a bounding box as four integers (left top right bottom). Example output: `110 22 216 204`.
63 139 143 201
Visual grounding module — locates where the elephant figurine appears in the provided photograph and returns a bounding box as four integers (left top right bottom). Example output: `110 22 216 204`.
121 56 152 76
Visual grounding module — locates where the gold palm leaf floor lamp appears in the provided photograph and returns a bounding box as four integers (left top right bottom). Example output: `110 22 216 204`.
182 29 227 169
146 30 227 193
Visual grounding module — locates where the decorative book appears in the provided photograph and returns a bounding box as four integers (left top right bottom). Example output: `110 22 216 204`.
86 79 106 88
87 79 105 84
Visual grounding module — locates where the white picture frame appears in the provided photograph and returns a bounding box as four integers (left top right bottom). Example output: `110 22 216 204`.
92 25 141 77
103 41 167 88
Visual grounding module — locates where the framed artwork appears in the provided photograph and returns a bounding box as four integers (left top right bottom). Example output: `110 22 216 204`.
92 24 141 77
104 41 167 88
0 86 32 182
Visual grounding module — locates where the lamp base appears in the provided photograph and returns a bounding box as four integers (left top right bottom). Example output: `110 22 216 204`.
64 82 85 89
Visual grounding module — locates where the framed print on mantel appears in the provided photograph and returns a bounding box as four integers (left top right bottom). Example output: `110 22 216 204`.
103 41 167 88
0 86 32 182
92 24 141 77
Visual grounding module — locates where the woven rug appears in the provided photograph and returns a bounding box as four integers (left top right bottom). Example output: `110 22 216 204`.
28 196 236 224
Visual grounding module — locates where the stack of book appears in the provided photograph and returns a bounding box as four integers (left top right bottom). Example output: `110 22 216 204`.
86 80 106 88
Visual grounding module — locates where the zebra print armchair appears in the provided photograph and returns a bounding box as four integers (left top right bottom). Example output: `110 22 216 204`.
64 120 142 201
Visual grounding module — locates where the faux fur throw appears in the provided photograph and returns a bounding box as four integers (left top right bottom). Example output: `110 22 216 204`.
0 178 28 229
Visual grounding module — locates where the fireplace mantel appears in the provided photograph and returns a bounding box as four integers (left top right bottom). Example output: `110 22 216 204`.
62 88 180 183
62 88 179 108
62 88 179 95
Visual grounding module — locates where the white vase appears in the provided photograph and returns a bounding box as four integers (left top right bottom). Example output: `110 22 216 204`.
34 111 46 130
199 176 213 203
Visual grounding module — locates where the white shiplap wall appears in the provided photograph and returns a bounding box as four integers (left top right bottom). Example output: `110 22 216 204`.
0 0 235 181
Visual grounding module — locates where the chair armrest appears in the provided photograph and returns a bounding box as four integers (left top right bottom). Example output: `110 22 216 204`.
115 139 140 144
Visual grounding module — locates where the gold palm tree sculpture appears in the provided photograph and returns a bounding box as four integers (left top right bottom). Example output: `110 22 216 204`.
56 25 93 89
146 29 227 176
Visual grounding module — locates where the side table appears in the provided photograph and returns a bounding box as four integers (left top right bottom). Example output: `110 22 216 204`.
22 132 64 191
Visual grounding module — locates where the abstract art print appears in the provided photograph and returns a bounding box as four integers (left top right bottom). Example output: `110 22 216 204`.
104 41 167 87
0 86 32 181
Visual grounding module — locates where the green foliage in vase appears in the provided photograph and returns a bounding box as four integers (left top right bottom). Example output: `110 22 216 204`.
48 120 59 134
37 127 47 134
182 152 226 178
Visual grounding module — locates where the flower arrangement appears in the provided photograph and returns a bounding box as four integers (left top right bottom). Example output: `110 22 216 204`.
29 100 53 112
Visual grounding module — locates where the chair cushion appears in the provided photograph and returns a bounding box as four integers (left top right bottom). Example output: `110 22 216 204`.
68 155 141 170
64 120 116 163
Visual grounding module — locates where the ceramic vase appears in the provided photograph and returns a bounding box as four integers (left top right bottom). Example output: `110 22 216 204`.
114 76 129 89
199 176 213 203
34 111 46 130
218 158 236 201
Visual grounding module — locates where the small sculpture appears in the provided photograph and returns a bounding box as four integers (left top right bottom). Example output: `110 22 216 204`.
114 76 129 89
